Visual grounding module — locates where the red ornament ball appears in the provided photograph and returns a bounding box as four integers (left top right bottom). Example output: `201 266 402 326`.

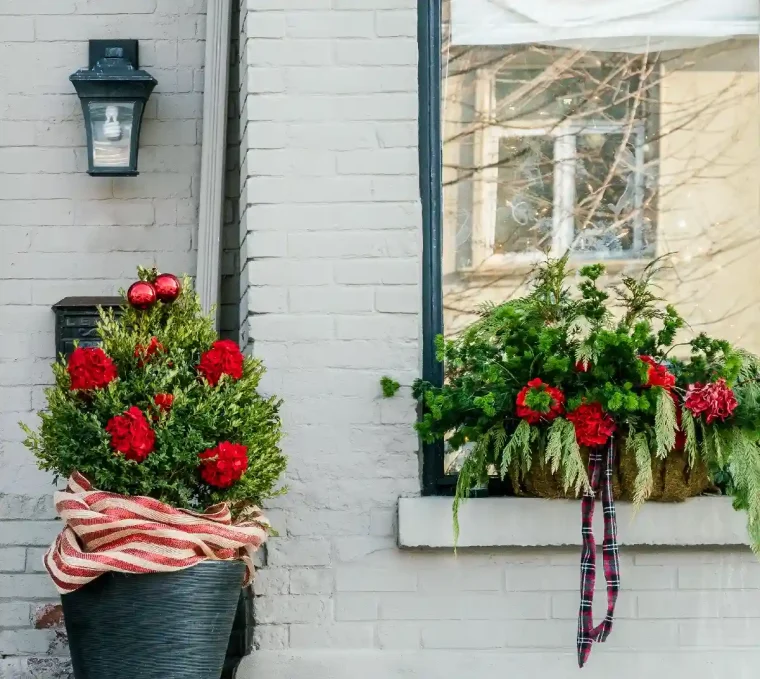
127 281 157 310
153 273 181 303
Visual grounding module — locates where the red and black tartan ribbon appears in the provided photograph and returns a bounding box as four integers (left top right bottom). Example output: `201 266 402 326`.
577 440 620 668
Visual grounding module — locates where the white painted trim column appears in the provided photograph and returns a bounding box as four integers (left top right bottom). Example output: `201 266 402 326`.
196 0 233 326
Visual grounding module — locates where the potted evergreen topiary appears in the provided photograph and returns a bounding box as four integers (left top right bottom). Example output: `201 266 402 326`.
21 268 286 679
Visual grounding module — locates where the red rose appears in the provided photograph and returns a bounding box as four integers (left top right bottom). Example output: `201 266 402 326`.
153 393 174 412
135 337 165 366
67 347 118 391
567 402 616 447
516 378 565 425
105 406 155 462
684 379 738 424
199 441 248 488
198 340 244 387
639 355 676 391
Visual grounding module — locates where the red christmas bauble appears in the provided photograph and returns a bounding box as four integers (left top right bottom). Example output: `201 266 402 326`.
153 273 181 303
127 281 157 310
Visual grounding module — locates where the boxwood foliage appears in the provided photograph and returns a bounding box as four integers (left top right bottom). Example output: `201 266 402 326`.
21 272 286 514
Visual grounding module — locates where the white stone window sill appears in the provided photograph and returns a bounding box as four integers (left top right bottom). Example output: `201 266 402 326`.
398 496 749 549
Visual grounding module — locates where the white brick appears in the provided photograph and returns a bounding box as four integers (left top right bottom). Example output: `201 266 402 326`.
334 259 418 285
254 595 327 624
418 566 502 593
422 621 507 650
337 149 418 175
252 314 334 341
288 510 370 537
253 568 289 596
267 539 331 567
679 619 760 647
0 16 34 41
375 10 418 37
337 567 417 592
335 315 418 340
24 549 47 573
678 563 760 589
638 591 760 618
0 630 55 655
375 286 419 313
335 593 378 621
287 231 417 258
248 286 289 313
246 12 286 38
247 260 333 287
377 621 421 649
0 549 26 573
286 66 417 95
253 625 288 651
290 623 374 649
0 522 60 547
290 568 334 595
247 39 334 67
246 231 288 258
0 575 58 599
379 593 551 621
335 39 417 66
289 287 374 314
0 603 30 628
286 12 375 38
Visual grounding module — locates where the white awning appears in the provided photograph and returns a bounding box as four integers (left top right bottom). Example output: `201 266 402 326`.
451 0 760 52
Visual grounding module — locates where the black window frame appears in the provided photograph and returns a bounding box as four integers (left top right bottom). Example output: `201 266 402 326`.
418 0 450 495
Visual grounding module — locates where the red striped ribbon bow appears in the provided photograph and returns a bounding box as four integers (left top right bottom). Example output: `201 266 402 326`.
45 472 270 594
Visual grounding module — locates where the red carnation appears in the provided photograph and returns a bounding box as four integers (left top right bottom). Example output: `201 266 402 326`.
134 337 165 366
639 355 676 391
684 379 738 424
106 406 155 462
198 340 244 387
199 442 249 488
567 402 616 447
67 347 118 391
515 378 565 425
153 393 174 413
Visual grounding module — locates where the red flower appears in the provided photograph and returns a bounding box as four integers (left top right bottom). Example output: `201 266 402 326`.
567 402 616 447
153 393 174 412
134 337 165 366
106 406 155 462
515 378 565 425
639 355 676 391
674 406 686 451
684 379 738 424
67 347 118 391
575 361 591 373
199 442 248 488
198 340 244 387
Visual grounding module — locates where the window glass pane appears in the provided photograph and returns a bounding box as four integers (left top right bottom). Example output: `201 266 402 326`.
441 2 760 360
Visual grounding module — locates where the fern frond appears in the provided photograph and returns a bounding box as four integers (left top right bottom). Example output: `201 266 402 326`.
629 430 653 506
561 419 591 496
681 406 698 468
545 417 565 475
499 420 530 481
452 430 492 543
654 387 677 459
574 342 595 371
724 428 760 555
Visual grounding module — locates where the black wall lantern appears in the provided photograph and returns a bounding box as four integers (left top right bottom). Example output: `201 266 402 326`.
70 40 157 177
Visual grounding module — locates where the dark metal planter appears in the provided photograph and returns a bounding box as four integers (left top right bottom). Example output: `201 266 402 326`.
221 586 254 679
62 560 245 679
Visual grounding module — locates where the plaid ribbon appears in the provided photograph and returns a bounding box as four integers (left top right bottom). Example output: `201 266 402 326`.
576 440 620 668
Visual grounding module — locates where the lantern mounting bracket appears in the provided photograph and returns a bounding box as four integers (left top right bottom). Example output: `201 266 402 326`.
88 40 140 71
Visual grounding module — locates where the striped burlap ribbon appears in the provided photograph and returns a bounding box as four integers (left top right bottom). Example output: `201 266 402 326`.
45 472 269 594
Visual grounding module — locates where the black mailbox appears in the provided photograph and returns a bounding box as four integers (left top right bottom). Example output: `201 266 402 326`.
52 297 124 358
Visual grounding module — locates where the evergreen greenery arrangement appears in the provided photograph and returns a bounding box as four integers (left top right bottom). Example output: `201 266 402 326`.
412 256 760 550
21 267 286 514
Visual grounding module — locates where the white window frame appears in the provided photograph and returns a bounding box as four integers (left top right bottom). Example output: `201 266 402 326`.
470 69 651 272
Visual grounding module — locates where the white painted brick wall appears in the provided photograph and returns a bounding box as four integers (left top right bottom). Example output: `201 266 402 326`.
240 3 760 678
0 1 228 676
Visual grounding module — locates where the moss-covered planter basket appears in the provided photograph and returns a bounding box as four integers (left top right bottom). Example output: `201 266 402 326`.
512 445 713 502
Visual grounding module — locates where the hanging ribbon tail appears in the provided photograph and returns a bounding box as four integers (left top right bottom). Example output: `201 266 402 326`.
576 440 620 668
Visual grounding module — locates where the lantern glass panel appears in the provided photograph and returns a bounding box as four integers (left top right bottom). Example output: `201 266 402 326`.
87 101 135 169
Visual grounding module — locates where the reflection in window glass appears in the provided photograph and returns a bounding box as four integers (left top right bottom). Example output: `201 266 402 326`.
441 5 760 369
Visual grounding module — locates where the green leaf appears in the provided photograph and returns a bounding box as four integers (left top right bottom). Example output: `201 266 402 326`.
561 419 591 496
